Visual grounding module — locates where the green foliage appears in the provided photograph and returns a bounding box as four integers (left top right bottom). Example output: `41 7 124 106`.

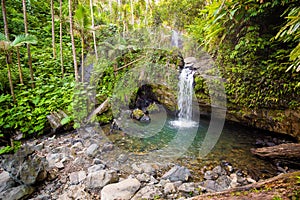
189 0 300 109
275 6 300 72
0 141 21 155
0 76 74 138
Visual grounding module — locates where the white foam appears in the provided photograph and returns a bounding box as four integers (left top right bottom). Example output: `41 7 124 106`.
170 119 198 128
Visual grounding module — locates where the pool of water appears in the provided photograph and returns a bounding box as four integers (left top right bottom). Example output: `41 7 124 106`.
107 111 293 181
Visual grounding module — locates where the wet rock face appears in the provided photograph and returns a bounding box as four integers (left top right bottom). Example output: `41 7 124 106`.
130 84 178 117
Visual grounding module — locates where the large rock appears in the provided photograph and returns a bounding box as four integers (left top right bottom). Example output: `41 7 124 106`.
1 145 48 185
0 171 16 193
86 170 118 190
184 57 197 67
161 165 191 182
0 185 34 200
101 178 141 200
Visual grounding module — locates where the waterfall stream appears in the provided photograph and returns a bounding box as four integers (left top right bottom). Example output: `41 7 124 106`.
178 68 195 121
170 67 198 128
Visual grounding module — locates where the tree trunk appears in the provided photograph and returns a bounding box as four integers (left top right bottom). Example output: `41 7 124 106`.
86 98 110 122
90 0 98 60
51 0 56 59
191 171 300 200
130 0 134 26
22 0 34 88
1 0 9 39
251 143 300 167
69 0 78 82
81 33 84 82
60 0 64 78
16 47 24 84
6 57 16 103
2 0 16 103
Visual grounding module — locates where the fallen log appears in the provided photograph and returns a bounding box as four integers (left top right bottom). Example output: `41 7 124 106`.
86 98 110 122
46 110 69 132
251 143 300 167
190 171 300 200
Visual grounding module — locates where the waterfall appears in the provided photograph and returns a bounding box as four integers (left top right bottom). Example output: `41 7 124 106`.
178 68 195 121
170 67 197 128
171 30 179 47
171 30 182 48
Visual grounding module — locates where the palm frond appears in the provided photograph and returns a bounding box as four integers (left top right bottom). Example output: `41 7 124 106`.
11 34 37 47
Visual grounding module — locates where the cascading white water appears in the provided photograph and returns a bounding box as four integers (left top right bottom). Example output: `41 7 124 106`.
170 30 197 128
170 67 197 128
178 67 195 121
171 30 179 47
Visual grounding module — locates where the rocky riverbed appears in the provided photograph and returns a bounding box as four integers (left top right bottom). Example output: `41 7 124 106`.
0 125 296 200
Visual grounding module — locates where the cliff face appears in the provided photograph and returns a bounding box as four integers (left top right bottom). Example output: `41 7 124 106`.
199 102 300 141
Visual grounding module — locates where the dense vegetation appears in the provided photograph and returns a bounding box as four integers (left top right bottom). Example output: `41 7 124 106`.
0 0 299 152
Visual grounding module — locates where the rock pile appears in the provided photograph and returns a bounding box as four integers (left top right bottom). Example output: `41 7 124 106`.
0 126 258 200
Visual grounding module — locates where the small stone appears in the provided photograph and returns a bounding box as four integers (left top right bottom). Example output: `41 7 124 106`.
158 179 170 187
101 143 114 152
88 164 106 173
117 154 128 163
204 170 218 180
34 194 51 200
149 176 159 185
136 173 151 183
71 142 84 153
178 182 195 193
85 144 99 157
35 142 44 151
230 173 239 188
132 163 142 174
216 175 231 191
246 177 256 184
164 182 176 194
101 178 141 200
55 161 64 169
203 180 217 191
140 163 156 175
132 185 162 200
93 158 103 165
47 153 62 168
69 171 86 185
58 185 92 200
212 166 226 176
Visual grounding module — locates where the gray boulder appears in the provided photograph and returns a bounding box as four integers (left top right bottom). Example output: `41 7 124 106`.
1 145 48 185
85 143 99 157
101 178 141 200
86 170 118 190
69 171 86 185
0 185 34 200
161 165 191 182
